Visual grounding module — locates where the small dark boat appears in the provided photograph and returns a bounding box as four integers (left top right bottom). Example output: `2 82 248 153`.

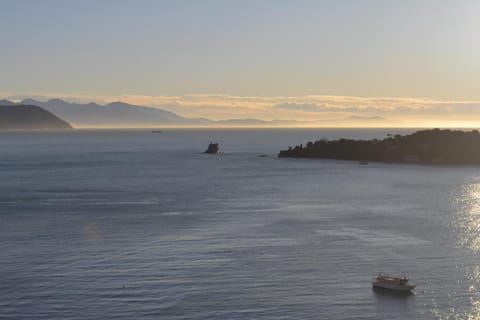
204 142 220 154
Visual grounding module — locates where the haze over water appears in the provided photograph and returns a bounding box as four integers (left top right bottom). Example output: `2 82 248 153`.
1 129 480 319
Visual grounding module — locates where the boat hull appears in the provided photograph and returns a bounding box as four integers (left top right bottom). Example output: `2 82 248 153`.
372 281 415 291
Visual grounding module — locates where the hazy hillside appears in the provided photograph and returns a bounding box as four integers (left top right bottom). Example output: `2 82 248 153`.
0 99 16 106
2 98 396 128
16 99 307 127
20 98 212 127
0 105 73 130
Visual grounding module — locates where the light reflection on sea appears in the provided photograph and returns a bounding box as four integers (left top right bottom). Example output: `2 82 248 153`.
431 180 480 320
451 182 480 253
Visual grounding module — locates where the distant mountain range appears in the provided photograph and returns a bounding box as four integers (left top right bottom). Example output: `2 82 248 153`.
17 98 204 127
0 98 393 128
0 98 305 127
0 103 73 130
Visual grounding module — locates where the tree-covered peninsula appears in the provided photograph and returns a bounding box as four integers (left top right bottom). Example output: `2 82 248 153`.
278 129 480 165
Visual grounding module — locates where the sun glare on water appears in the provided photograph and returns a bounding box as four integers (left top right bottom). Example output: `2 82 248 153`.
433 182 480 319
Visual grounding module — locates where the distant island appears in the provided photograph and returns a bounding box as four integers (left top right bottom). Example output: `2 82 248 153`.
279 129 480 165
0 104 73 130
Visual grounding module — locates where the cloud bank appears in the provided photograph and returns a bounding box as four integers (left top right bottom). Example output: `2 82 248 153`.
4 92 480 127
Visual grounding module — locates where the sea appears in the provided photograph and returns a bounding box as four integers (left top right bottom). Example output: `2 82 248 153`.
1 128 480 320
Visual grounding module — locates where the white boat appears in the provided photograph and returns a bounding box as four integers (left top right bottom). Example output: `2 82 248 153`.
372 274 415 291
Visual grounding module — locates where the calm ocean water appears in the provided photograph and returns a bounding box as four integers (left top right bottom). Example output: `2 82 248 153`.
1 128 480 319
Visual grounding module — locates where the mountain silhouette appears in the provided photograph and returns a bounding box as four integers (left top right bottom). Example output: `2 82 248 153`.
15 99 305 127
0 104 73 130
3 97 396 127
19 98 202 127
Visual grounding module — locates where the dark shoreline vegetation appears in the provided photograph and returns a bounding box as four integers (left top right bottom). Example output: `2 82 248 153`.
278 129 480 165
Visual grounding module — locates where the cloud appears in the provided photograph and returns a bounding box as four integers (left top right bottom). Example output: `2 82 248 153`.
347 116 389 121
273 103 320 112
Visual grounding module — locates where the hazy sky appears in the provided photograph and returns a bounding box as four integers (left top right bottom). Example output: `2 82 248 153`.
2 0 480 125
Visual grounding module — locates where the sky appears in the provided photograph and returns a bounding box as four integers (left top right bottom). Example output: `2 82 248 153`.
1 0 480 126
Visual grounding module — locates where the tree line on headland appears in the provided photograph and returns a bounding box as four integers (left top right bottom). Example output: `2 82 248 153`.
278 129 480 165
